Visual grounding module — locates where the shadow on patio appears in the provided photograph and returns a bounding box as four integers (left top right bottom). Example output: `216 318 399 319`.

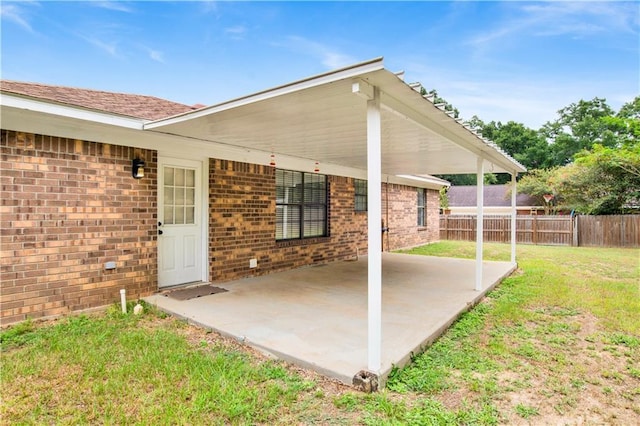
145 253 516 387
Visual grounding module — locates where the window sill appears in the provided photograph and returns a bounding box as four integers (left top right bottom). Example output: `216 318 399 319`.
417 226 429 232
276 236 331 247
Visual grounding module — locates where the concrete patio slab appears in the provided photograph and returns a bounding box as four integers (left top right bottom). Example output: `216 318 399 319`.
145 253 516 386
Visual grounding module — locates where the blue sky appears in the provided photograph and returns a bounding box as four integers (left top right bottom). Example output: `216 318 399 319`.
1 1 638 129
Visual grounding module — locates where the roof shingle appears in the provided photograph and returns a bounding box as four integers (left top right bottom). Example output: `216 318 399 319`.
1 80 198 120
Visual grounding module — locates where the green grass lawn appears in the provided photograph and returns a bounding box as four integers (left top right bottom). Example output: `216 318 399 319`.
2 242 639 424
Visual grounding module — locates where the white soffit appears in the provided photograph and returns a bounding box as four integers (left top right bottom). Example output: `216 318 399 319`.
146 58 525 175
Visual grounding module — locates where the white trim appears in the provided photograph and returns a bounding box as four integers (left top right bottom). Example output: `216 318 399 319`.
511 173 517 265
157 157 208 287
367 86 382 375
0 93 144 129
475 157 484 292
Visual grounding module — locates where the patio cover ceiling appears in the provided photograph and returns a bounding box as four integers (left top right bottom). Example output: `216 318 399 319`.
146 58 526 176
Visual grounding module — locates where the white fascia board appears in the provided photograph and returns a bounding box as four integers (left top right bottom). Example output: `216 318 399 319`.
145 57 385 130
0 93 144 130
375 74 526 174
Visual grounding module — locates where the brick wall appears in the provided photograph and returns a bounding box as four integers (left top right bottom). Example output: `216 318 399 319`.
1 135 442 325
384 184 440 250
1 130 157 325
208 160 369 281
208 160 440 282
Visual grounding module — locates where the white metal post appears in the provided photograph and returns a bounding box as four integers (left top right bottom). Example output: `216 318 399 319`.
475 157 484 291
367 86 382 374
511 172 517 264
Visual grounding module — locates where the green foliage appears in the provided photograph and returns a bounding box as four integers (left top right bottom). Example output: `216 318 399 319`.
481 120 552 169
617 95 640 119
559 143 640 214
516 168 560 207
541 97 618 166
439 186 449 209
519 142 640 214
435 173 497 186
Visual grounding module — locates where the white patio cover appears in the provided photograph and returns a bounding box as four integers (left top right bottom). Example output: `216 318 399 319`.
146 57 525 379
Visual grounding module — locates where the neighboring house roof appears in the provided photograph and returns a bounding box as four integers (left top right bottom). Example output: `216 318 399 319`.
0 80 198 120
447 185 539 207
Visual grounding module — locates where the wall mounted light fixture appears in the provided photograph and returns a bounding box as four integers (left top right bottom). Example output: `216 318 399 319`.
132 158 145 179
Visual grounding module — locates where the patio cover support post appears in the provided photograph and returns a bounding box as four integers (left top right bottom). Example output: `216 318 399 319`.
475 157 484 291
511 172 517 264
367 86 382 374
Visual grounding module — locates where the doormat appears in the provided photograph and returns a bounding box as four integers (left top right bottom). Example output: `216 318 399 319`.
165 285 228 301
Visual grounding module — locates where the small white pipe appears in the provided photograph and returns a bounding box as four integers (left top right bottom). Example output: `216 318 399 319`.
120 289 127 314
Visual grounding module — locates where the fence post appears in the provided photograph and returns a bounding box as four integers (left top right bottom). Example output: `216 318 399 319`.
573 215 579 247
533 216 538 245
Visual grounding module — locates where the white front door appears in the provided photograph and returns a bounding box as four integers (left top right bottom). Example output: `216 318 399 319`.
158 158 203 288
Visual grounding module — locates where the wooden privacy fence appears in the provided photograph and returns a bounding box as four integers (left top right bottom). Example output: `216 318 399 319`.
440 215 640 248
576 215 640 248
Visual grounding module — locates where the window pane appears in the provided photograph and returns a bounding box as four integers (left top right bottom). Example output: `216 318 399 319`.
164 187 174 205
164 167 174 186
276 169 302 203
303 206 325 237
186 207 195 224
276 205 300 239
176 187 185 205
175 206 185 224
175 168 185 186
186 169 195 187
185 188 195 205
417 189 425 207
304 174 325 203
164 206 174 225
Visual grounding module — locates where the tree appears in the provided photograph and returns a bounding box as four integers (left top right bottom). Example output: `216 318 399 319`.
558 143 640 214
518 143 640 214
436 173 497 186
481 120 553 169
617 95 640 119
541 97 618 166
516 168 561 205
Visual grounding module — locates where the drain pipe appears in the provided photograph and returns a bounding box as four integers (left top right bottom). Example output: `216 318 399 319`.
120 289 127 314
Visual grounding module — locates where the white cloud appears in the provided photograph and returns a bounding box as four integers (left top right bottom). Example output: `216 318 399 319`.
148 49 164 63
81 35 119 57
468 1 639 49
92 1 133 13
225 25 247 40
0 3 35 33
139 45 164 63
278 36 357 69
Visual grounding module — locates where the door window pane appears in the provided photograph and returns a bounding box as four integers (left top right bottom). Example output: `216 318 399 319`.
164 165 197 225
